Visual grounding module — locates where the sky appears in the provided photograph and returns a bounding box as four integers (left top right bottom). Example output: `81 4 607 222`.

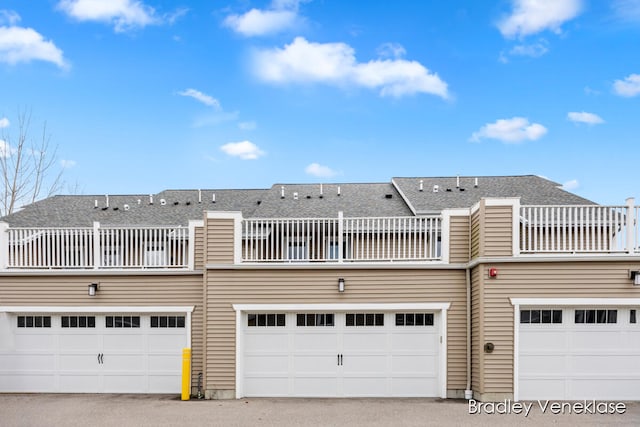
0 0 639 205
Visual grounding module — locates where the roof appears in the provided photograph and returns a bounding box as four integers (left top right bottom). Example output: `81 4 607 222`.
392 176 595 214
0 175 597 227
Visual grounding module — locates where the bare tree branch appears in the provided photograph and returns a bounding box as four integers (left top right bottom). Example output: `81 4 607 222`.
0 108 65 217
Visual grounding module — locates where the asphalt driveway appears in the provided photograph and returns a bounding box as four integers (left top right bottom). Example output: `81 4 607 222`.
1 394 639 426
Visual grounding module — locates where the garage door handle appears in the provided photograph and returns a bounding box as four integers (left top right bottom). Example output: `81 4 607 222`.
97 353 104 364
337 354 343 366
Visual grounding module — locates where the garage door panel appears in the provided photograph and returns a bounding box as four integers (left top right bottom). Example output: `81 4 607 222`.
244 377 289 396
293 377 339 396
0 313 187 394
392 354 437 374
294 354 337 374
519 306 640 401
343 377 387 396
520 355 566 374
520 329 566 350
245 354 289 373
391 377 438 396
570 330 623 349
103 334 145 351
59 334 100 349
58 374 100 392
242 311 443 398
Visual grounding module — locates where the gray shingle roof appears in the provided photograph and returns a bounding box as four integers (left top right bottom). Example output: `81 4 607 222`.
392 176 596 214
250 183 414 218
0 176 597 227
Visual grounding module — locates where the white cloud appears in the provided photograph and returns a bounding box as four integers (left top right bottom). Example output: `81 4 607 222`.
376 42 406 59
238 121 257 130
562 179 579 190
0 117 9 128
305 162 338 178
0 10 21 26
509 42 549 57
223 0 304 37
498 0 583 38
0 25 67 68
0 140 14 158
470 117 547 143
253 37 448 98
612 0 640 23
567 111 604 125
613 73 640 97
178 88 221 108
220 141 265 160
60 159 77 168
58 0 157 32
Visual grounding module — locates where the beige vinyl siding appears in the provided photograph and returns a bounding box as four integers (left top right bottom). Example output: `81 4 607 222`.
470 266 483 393
206 268 467 393
478 261 640 395
449 215 470 264
206 218 235 264
0 273 205 390
483 205 513 257
470 210 481 259
194 225 204 270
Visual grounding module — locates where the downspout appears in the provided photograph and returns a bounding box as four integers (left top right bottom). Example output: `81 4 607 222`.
465 212 473 400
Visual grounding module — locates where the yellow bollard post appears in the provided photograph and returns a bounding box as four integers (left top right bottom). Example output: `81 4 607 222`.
181 348 191 401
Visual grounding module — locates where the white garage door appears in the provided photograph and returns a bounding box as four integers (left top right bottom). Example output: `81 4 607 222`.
518 306 640 400
242 311 442 397
0 313 187 393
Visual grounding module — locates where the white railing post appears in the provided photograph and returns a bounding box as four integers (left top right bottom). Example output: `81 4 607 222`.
626 198 636 254
93 221 100 269
0 222 8 270
338 211 344 263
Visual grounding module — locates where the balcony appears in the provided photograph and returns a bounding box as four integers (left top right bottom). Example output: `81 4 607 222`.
519 203 639 255
1 223 190 269
242 215 443 263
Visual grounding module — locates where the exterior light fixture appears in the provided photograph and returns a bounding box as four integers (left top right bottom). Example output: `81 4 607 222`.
338 278 345 293
630 270 640 286
88 283 99 296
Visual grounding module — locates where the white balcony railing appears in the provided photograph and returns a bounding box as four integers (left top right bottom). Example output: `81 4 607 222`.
520 204 639 254
4 224 189 269
242 215 442 262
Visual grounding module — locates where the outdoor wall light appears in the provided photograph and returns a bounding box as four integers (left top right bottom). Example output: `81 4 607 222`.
630 270 640 286
88 283 99 296
338 278 345 293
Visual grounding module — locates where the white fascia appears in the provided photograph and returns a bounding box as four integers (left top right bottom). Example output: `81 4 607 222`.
188 220 204 270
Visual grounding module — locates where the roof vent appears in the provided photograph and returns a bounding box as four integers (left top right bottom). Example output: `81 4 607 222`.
137 199 141 205
149 194 153 205
419 180 424 192
293 192 299 200
186 201 191 206
433 185 439 193
385 194 393 199
124 204 130 211
212 193 216 203
174 201 179 206
160 198 167 206
105 195 109 208
306 195 311 199
456 175 460 188
459 188 465 192
281 186 285 199
256 200 261 205
198 189 202 204
474 177 478 188
320 184 323 196
446 188 452 192
337 186 341 196
94 199 98 209
113 207 119 211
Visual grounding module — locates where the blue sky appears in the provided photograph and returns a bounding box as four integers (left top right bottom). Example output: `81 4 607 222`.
1 0 639 205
